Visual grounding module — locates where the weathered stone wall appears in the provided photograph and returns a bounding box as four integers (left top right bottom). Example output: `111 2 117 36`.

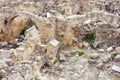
0 10 119 45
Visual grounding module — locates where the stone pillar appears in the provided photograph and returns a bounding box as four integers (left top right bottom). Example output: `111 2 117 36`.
63 25 74 46
38 18 56 43
46 39 60 64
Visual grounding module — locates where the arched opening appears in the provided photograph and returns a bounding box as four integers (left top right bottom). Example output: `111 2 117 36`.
19 18 38 35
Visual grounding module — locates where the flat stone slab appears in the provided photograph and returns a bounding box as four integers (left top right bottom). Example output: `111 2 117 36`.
112 65 120 72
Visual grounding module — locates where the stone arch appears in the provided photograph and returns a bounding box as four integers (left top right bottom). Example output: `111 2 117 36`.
9 11 56 43
7 11 40 28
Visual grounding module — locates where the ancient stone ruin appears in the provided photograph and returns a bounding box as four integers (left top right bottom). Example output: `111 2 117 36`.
0 0 120 80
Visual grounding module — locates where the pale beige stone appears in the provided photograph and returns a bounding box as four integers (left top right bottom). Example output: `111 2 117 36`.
114 54 120 61
46 39 60 63
102 12 114 23
63 26 74 46
115 47 120 53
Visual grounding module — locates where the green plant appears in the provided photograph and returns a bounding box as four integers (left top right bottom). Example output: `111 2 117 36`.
82 33 95 43
110 53 114 59
4 19 8 25
20 27 28 35
77 50 85 56
53 59 57 64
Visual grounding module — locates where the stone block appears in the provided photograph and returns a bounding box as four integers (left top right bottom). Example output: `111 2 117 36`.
112 65 120 73
25 26 40 42
46 39 60 62
59 53 66 62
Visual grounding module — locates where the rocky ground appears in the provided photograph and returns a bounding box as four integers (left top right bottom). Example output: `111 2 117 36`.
0 26 120 80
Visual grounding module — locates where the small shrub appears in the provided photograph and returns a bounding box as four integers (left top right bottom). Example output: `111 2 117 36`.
53 59 57 64
20 20 36 35
20 27 27 35
82 33 95 43
77 50 85 56
4 19 8 25
110 53 115 59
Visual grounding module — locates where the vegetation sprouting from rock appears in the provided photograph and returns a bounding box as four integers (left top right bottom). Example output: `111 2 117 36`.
82 33 95 43
77 50 85 57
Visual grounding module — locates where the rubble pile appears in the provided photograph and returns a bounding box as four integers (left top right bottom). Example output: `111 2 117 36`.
0 0 120 80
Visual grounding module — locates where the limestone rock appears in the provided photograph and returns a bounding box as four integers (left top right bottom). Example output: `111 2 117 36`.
115 47 120 53
90 53 99 59
97 62 104 69
98 72 112 80
46 39 60 63
107 46 114 52
98 49 105 53
112 65 120 72
1 78 7 80
88 59 97 64
101 56 110 63
83 20 91 25
0 50 14 59
25 26 40 42
78 43 83 48
114 54 120 61
0 42 7 47
83 42 89 48
93 41 101 48
0 69 7 77
0 61 8 69
8 73 24 80
59 53 66 62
